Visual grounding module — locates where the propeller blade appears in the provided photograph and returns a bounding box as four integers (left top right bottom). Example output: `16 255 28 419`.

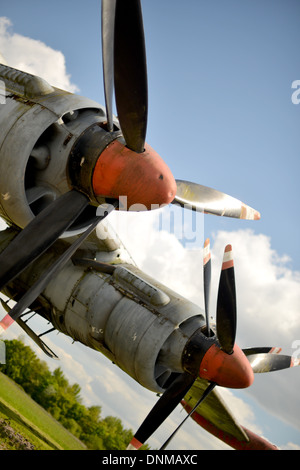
114 0 148 153
0 190 89 292
216 245 237 354
243 347 282 356
127 373 195 450
246 353 300 373
160 382 216 450
101 0 116 131
0 201 118 334
173 180 261 220
203 238 211 336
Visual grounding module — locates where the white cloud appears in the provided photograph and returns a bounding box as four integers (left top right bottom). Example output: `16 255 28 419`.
0 17 299 449
210 229 300 346
108 208 205 304
108 211 300 441
2 211 299 449
0 17 78 93
282 442 300 450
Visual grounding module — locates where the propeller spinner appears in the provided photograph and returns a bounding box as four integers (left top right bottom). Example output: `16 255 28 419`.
0 0 262 447
100 0 261 220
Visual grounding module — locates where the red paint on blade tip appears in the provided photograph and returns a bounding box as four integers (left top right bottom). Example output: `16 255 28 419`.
204 238 210 247
222 245 234 270
241 203 261 220
254 210 261 220
291 357 300 367
0 313 14 335
126 437 142 450
270 347 282 354
203 238 211 265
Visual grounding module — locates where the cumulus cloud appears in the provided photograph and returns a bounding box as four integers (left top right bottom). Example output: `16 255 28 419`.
108 210 300 440
0 17 78 92
2 216 299 450
0 18 299 449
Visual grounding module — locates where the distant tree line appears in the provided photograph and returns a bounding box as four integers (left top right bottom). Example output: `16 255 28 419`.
0 339 147 450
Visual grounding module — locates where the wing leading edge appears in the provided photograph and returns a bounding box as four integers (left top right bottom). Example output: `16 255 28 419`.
182 378 278 450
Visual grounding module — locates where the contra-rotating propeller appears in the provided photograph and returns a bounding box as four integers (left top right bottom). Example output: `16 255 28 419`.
127 241 299 450
203 239 237 354
102 0 147 151
203 238 212 336
0 0 261 334
0 201 118 335
0 0 149 325
127 243 250 450
101 0 261 220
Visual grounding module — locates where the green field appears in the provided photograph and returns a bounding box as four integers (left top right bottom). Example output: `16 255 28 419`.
0 371 86 450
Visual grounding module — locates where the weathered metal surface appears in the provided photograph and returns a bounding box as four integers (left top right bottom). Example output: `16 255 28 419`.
0 64 110 234
0 225 205 394
0 63 54 98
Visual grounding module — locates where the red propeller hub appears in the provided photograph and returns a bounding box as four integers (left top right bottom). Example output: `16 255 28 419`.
92 140 177 210
199 343 254 389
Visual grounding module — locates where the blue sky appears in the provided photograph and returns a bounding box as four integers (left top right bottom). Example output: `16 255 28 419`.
0 0 300 450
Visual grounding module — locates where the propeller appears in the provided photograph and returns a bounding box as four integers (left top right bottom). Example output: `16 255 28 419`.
243 346 282 355
0 0 264 449
102 0 148 152
100 3 261 220
0 0 166 315
0 190 89 293
101 0 116 132
160 382 216 450
203 238 211 336
0 201 118 335
203 241 237 352
247 352 300 373
173 180 261 220
127 373 195 450
243 348 300 373
216 244 237 354
127 243 253 450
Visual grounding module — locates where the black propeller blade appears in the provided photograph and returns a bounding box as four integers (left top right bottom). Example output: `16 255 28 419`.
101 0 116 132
0 190 89 292
0 201 118 330
203 238 211 336
160 382 216 450
216 245 237 354
127 373 195 450
101 0 148 152
114 0 148 152
243 347 281 356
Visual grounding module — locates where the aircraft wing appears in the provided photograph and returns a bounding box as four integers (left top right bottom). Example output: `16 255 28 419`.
182 378 278 450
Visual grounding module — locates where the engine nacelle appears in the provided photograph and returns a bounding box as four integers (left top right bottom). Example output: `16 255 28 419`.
0 225 205 394
46 261 204 393
0 64 119 235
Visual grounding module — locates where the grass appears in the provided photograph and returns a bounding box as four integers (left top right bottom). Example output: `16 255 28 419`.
0 371 86 450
